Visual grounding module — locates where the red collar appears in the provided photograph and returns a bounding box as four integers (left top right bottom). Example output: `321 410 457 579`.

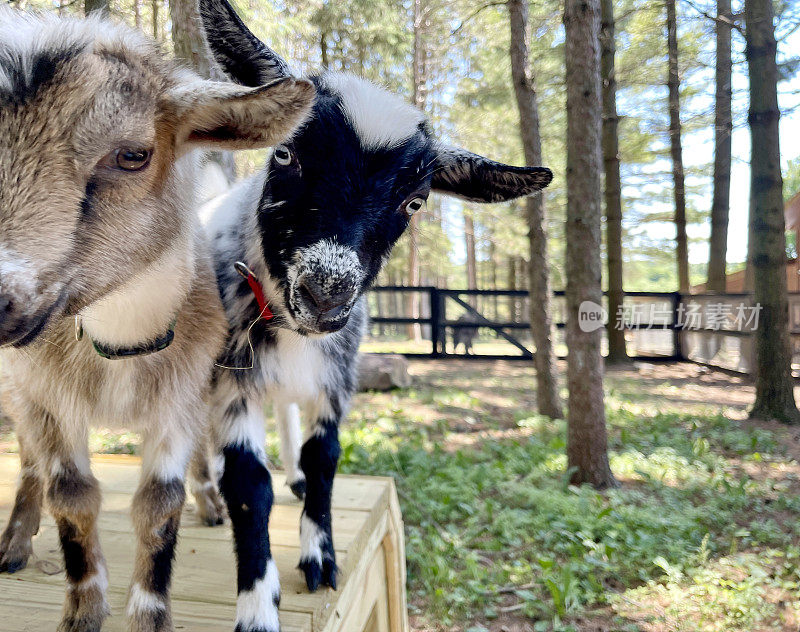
234 261 274 321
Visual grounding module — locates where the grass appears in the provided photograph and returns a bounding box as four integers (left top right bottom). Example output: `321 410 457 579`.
2 360 799 631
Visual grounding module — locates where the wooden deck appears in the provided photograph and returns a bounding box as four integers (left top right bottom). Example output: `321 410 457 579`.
0 454 408 632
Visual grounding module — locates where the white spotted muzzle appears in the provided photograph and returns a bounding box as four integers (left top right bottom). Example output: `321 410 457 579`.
287 239 363 334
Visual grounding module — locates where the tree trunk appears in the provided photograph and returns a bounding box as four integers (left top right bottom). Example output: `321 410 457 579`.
169 0 236 182
152 0 159 41
600 0 627 362
564 0 617 487
508 0 563 419
84 0 108 14
745 0 800 423
465 211 478 309
405 0 428 343
133 0 141 28
666 0 690 294
707 0 733 293
320 32 330 69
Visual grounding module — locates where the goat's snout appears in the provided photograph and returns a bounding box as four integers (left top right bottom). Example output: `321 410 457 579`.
295 274 356 333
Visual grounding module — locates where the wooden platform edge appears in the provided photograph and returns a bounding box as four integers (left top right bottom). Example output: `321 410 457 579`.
320 477 409 632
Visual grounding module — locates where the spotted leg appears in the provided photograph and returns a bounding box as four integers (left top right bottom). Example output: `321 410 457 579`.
0 433 43 573
126 423 194 632
275 401 305 500
298 418 340 591
27 409 110 632
216 396 281 632
189 442 226 526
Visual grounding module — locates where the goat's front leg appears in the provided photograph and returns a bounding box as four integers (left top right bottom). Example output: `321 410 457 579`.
275 401 305 500
35 418 109 632
298 417 340 591
0 433 43 573
126 426 193 632
216 397 281 632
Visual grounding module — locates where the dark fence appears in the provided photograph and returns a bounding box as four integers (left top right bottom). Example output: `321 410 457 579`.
365 286 683 361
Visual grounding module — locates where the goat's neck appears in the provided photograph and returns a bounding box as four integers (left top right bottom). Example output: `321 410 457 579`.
79 229 197 348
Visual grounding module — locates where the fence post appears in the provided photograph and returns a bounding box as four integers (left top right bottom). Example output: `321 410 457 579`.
672 291 683 360
430 288 441 358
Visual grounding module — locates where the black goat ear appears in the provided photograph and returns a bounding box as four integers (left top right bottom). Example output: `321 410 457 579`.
198 0 291 86
431 145 553 203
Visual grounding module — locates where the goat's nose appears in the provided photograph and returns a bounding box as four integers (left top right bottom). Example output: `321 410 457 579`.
299 278 354 317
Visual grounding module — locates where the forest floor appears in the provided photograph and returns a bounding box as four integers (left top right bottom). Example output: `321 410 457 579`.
1 360 799 631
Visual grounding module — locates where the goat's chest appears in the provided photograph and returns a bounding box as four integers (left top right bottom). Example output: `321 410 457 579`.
257 331 327 405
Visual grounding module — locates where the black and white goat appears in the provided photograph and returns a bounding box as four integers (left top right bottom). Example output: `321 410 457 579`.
191 1 553 630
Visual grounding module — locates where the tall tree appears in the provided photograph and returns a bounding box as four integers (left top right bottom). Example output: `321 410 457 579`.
405 0 427 343
666 0 690 294
564 0 617 487
600 0 627 362
707 0 734 293
508 0 562 419
745 0 800 423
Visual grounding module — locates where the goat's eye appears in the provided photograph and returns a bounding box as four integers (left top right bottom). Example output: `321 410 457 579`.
405 196 426 217
273 145 292 166
114 148 151 171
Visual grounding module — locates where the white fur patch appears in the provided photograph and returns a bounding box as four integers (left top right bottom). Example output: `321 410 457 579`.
322 72 424 149
276 401 304 485
126 583 165 616
80 236 196 347
217 397 267 463
0 245 37 297
70 565 109 594
299 513 326 566
235 559 281 631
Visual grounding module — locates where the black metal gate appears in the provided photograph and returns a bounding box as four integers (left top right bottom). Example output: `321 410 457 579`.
367 286 682 360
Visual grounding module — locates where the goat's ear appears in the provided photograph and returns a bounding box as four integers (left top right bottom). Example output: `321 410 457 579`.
167 77 314 151
198 0 291 86
431 145 553 202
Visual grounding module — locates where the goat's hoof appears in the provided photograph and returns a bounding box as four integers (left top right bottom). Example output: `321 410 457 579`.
288 479 306 501
298 557 338 592
0 536 32 573
233 625 280 632
194 486 226 527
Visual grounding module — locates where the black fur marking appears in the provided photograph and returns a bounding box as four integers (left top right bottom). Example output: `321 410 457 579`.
219 444 273 593
150 503 181 595
79 178 98 221
431 147 553 202
0 47 83 106
56 518 88 583
197 0 290 87
299 422 340 591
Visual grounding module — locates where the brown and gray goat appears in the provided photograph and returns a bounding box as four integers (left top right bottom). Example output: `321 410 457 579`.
0 9 313 632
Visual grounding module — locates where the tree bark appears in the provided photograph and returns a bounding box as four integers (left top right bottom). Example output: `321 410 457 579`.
152 0 160 41
84 0 108 14
133 0 141 28
707 0 733 293
405 0 427 343
745 0 800 423
666 0 690 294
564 0 617 488
508 0 563 419
465 211 478 309
600 0 627 362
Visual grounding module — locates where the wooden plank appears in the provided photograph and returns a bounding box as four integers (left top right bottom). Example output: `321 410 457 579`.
0 577 313 632
0 454 403 632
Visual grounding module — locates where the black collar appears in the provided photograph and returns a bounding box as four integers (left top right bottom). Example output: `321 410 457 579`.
86 319 177 360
